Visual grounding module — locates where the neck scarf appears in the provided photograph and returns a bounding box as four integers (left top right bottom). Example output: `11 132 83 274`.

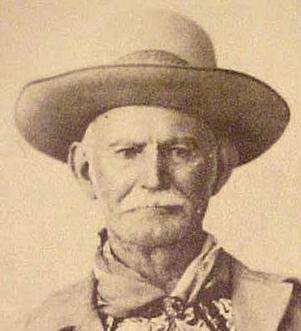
93 230 235 330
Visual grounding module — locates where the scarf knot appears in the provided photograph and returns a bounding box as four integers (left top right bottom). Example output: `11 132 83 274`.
163 296 185 320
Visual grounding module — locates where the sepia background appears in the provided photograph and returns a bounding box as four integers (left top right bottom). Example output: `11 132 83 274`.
1 0 300 329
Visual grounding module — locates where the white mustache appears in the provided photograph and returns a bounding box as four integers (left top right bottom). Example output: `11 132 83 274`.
120 193 185 213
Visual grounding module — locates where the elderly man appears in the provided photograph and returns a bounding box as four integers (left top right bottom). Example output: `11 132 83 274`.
15 7 300 331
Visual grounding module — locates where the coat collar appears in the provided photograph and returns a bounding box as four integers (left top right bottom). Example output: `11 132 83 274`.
231 257 293 331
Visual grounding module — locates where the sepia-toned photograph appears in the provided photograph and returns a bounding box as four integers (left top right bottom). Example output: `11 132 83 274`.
1 1 301 330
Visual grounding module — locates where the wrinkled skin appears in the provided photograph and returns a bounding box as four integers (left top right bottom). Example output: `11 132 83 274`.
75 106 218 248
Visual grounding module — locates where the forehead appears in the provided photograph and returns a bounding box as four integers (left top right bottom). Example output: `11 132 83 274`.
85 105 215 146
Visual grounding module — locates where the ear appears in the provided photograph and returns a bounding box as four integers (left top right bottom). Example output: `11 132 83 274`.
68 142 97 199
211 140 239 196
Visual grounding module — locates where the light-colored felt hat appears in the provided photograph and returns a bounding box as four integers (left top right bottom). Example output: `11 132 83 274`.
15 7 289 165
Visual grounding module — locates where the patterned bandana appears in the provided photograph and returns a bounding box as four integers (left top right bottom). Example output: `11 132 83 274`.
93 230 236 331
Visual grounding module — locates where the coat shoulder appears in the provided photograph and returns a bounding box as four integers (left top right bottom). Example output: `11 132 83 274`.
20 276 103 331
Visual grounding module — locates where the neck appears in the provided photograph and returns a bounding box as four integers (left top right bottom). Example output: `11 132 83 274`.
108 229 206 293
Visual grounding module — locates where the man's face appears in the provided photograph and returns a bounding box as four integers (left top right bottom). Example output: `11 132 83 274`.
86 106 217 247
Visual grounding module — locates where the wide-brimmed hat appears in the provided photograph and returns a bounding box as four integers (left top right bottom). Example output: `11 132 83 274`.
15 8 289 166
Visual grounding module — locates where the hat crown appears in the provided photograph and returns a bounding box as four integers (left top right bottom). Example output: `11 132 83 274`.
99 7 217 68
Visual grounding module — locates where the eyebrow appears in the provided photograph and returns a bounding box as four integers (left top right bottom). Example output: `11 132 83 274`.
108 140 146 148
162 137 199 146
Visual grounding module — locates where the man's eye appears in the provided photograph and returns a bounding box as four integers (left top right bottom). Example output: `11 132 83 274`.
115 147 142 159
170 146 194 159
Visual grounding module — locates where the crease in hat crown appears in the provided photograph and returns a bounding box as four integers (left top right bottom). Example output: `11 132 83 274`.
15 6 289 165
113 50 192 67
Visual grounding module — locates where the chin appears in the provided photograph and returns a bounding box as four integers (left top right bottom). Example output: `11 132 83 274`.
109 207 201 248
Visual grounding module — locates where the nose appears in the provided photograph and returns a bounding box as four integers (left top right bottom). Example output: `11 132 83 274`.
140 147 169 190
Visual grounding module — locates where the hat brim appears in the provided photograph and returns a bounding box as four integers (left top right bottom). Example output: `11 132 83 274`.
15 64 289 165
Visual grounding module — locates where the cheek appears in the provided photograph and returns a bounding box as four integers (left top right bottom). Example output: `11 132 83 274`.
92 161 138 207
173 160 216 198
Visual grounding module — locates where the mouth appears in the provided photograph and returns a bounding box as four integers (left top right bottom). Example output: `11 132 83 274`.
123 205 184 214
